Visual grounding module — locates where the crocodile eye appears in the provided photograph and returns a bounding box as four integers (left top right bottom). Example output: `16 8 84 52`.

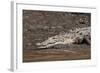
76 31 79 33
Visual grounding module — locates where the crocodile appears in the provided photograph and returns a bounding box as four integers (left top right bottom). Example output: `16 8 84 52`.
36 27 91 48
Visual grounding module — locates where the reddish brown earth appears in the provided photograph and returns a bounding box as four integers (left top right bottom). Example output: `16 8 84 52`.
23 44 91 62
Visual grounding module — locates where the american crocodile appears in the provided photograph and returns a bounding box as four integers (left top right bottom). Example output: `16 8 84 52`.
36 27 91 48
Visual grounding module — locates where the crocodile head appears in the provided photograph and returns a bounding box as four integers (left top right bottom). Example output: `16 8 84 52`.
36 34 75 48
36 35 64 48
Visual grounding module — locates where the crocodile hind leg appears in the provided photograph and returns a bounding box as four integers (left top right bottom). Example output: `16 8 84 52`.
84 35 91 45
